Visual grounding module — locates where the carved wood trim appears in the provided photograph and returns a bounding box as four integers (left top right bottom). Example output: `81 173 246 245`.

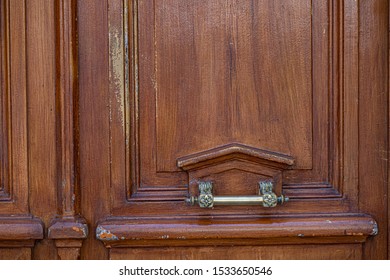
96 214 377 248
177 143 295 171
48 0 87 259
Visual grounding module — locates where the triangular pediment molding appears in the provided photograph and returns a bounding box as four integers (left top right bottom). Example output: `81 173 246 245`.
177 143 295 171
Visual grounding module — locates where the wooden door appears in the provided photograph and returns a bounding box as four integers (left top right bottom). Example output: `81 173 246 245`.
0 0 389 260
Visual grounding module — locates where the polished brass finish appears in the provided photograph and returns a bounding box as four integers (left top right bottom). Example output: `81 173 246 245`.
186 180 288 208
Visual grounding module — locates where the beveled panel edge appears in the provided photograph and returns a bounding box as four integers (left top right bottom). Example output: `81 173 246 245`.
96 213 377 248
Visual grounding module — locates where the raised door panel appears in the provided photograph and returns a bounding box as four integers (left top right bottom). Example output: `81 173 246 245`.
107 0 355 214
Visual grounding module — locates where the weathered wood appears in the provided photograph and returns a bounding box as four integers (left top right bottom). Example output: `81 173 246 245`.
97 214 377 248
78 0 110 260
47 0 88 260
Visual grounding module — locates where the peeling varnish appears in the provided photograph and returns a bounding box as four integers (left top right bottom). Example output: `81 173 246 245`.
96 226 119 241
72 225 88 237
72 226 81 232
109 17 125 130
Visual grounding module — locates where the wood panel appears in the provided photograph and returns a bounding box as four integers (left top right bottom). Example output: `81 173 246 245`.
134 0 325 191
155 0 312 171
105 0 360 218
110 244 363 260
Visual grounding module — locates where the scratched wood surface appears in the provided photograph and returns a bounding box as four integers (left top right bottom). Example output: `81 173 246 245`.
0 0 388 259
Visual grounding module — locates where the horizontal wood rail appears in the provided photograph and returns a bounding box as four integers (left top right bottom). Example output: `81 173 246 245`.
96 214 377 248
0 217 44 247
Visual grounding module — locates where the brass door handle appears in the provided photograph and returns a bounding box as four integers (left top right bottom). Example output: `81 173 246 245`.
186 181 288 208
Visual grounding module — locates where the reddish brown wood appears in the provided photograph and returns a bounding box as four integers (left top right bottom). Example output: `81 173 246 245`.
358 0 389 259
96 214 377 248
0 0 45 258
110 244 363 260
78 0 111 260
54 240 83 260
0 0 29 214
47 0 88 259
0 0 388 260
25 0 58 259
54 0 80 218
177 143 295 170
0 248 31 260
0 217 43 242
0 0 8 200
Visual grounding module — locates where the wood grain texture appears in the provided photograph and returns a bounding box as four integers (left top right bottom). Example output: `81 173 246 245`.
110 244 363 260
0 0 29 214
54 0 80 218
0 248 31 260
26 0 58 259
55 239 83 260
177 143 295 170
47 0 88 259
0 0 381 260
78 0 110 260
155 0 312 171
96 214 377 248
358 0 389 259
0 217 43 242
107 0 355 217
0 0 8 199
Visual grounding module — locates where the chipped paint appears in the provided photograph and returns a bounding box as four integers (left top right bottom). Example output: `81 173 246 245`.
96 226 119 241
72 225 88 237
72 226 81 232
372 222 379 236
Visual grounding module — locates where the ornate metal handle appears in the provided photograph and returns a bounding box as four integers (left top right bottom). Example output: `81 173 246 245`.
186 181 288 208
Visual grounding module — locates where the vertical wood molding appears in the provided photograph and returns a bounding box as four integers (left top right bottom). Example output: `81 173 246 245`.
48 0 88 260
358 0 389 259
387 0 390 260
